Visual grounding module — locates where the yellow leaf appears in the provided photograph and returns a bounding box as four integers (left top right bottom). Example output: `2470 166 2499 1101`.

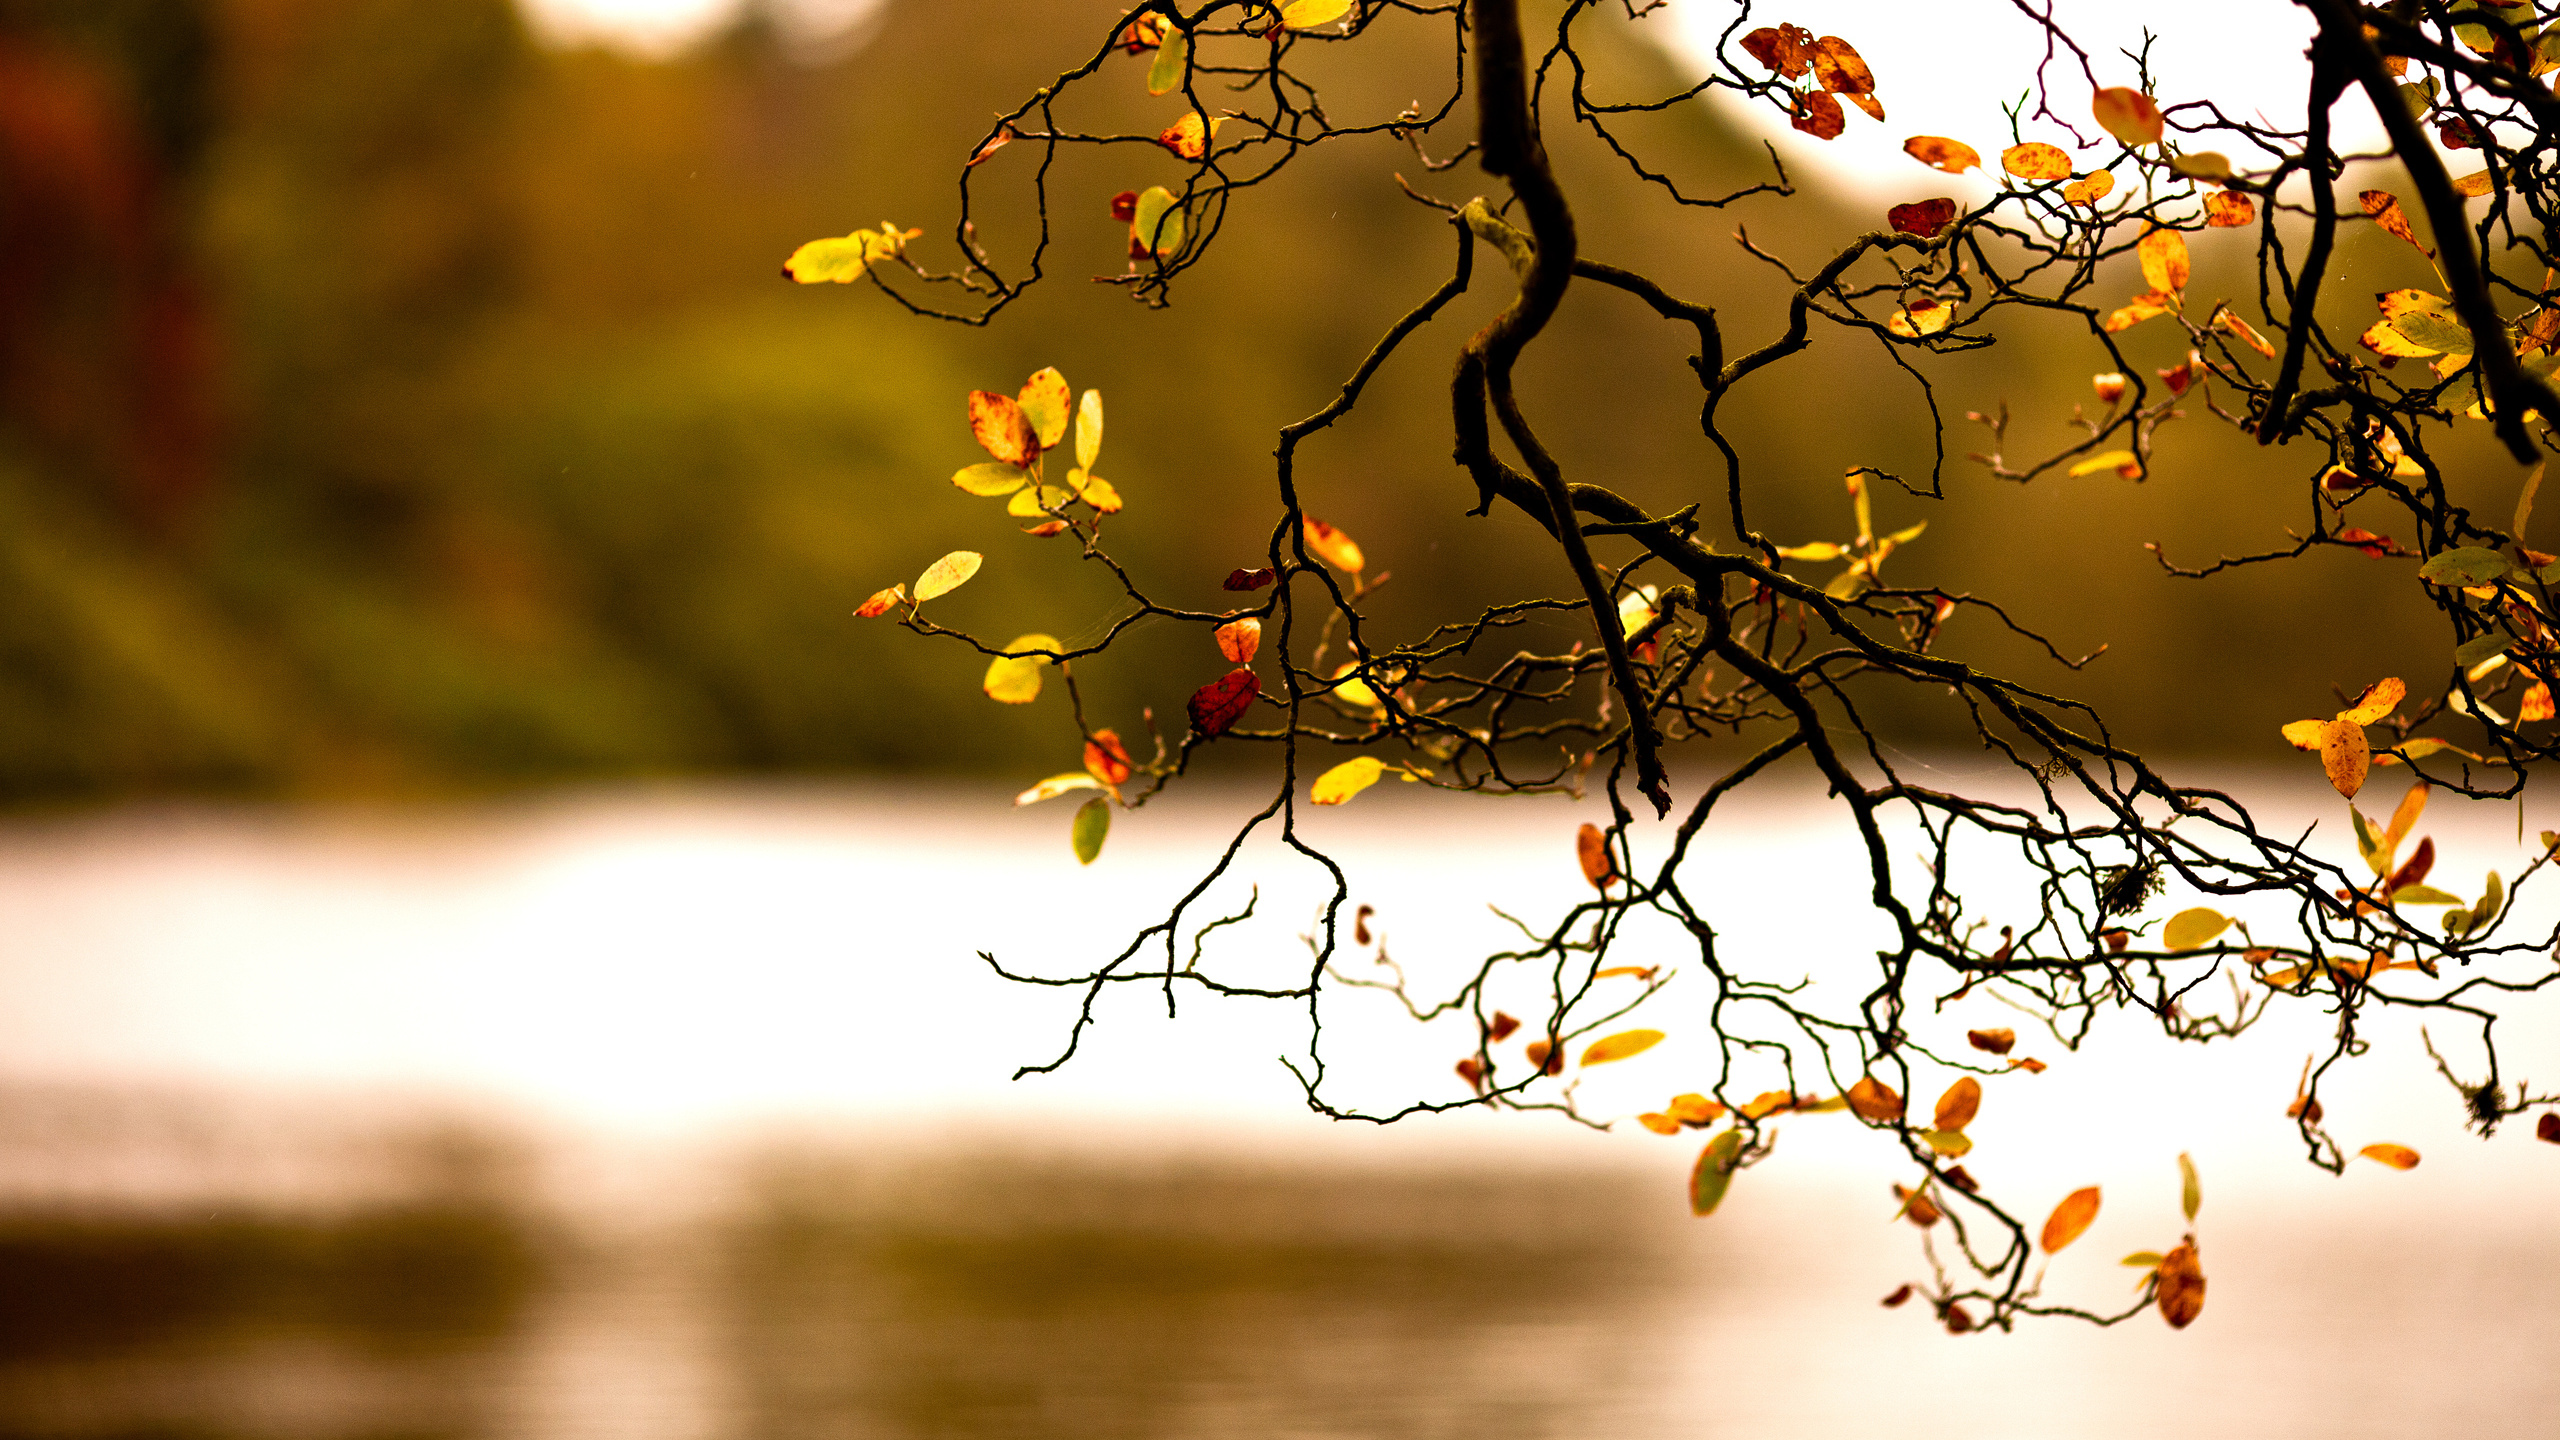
1581 1029 1666 1066
1067 469 1124 513
1305 518 1365 572
2092 86 2164 147
1903 135 1982 173
1887 299 1953 337
1015 772 1101 806
2360 320 2439 358
1934 1076 1983 1131
952 462 1030 496
1145 24 1187 96
2280 718 2327 751
1017 367 1071 449
1311 756 1387 805
2063 169 2117 206
2001 142 2073 180
2321 716 2371 799
1667 1092 1723 1125
2215 309 2277 358
1071 795 1109 865
983 633 1060 705
1280 0 1354 27
2102 290 2175 332
913 550 983 602
2179 1152 2201 1222
2170 151 2232 181
2162 907 2231 952
2039 1185 2102 1253
1921 1127 1974 1157
1006 484 1076 517
1777 541 1844 561
1075 389 1104 471
2359 1142 2421 1170
2139 227 2191 295
2339 677 2406 725
2453 169 2494 198
1637 1112 1683 1135
2069 450 2143 479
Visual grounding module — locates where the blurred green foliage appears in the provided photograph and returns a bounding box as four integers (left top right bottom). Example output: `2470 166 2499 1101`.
0 0 2503 801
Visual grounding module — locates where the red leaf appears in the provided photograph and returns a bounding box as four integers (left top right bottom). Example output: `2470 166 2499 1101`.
1110 190 1139 222
2439 117 2482 150
1223 567 1278 591
968 126 1014 166
1881 1283 1914 1308
1187 667 1260 737
2336 527 2406 558
2538 1111 2560 1143
1888 197 1958 239
1083 729 1134 787
1792 89 1846 140
2384 834 2436 894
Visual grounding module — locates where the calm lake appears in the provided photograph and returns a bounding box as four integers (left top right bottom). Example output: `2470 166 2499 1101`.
0 780 2552 1439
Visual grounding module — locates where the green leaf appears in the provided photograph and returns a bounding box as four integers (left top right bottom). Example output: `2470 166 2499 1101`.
2480 870 2505 921
2351 806 2388 876
1920 1128 1974 1157
2389 884 2464 906
2455 632 2516 668
952 463 1030 496
1075 389 1103 472
984 633 1061 705
1146 25 1188 96
1133 186 1186 258
2399 77 2439 119
2419 547 2512 586
1071 796 1110 864
1689 1129 1744 1216
2392 311 2474 356
2178 1151 2200 1223
2161 907 2232 952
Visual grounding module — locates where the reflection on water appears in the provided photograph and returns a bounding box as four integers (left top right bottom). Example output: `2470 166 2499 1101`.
0 1108 1677 1440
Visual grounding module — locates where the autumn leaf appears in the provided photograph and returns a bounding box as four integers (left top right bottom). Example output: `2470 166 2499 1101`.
2359 1142 2421 1170
1280 0 1353 28
913 550 983 602
1847 1075 1905 1122
2068 450 2143 479
1582 1029 1665 1066
2341 677 2407 724
2093 372 2128 404
855 583 907 618
782 223 921 282
1070 795 1109 865
1933 1077 1983 1132
1881 1283 1915 1307
2179 1152 2201 1222
1887 299 1952 337
1068 469 1124 513
1188 667 1260 737
1576 822 1616 889
1305 518 1365 572
968 391 1040 467
2040 1186 2102 1253
1006 484 1075 517
1893 1183 1943 1227
1487 1011 1521 1042
1792 89 1845 140
1739 23 1815 79
1157 112 1225 161
2063 170 2116 206
983 633 1061 705
1329 662 1383 712
1903 136 1980 173
1076 390 1104 471
2361 190 2434 256
2102 290 2175 332
1145 23 1187 95
2418 548 2509 585
2001 142 2072 180
1224 567 1277 591
2215 309 2277 358
1638 1112 1682 1135
1887 197 1957 239
1132 185 1185 258
2162 907 2232 952
967 126 1013 166
2092 86 2164 146
1966 1028 2015 1056
2361 320 2440 358
1015 772 1100 806
1668 1092 1723 1126
2452 169 2495 198
1812 36 1881 121
1083 729 1134 787
1017 368 1071 449
2204 190 2256 226
2538 1112 2560 1144
1215 618 1262 664
953 462 1030 496
2156 1241 2206 1327
2321 716 2371 799
2138 227 2191 295
1690 1130 1745 1216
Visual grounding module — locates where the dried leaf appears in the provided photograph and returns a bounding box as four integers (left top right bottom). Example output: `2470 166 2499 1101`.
1966 1028 2016 1056
1933 1076 1983 1132
1311 756 1387 806
1015 772 1100 806
2063 170 2117 206
1215 618 1263 664
1487 1011 1521 1042
1304 518 1365 572
2102 290 2175 332
855 583 907 618
2092 87 2164 146
2093 372 2128 404
1017 367 1071 449
2359 1142 2421 1170
2179 1152 2201 1223
1577 822 1617 889
1083 729 1134 787
2040 1185 2103 1253
968 391 1040 467
2156 1241 2206 1327
2387 835 2438 896
2215 309 2277 358
2205 190 2257 226
2361 190 2434 256
2139 227 2192 295
2452 169 2495 198
2524 683 2555 722
1887 197 1958 239
1689 1130 1745 1216
2162 907 2232 952
1847 1075 1905 1122
1157 112 1224 161
1070 795 1109 865
1188 667 1260 737
1904 135 1980 173
2001 142 2073 180
2321 716 2371 799
1739 23 1816 79
1812 35 1877 101
1224 567 1277 591
1882 1283 1915 1307
1596 966 1656 980
2341 676 2407 724
983 634 1060 705
1792 89 1845 140
1582 1029 1666 1066
913 550 983 602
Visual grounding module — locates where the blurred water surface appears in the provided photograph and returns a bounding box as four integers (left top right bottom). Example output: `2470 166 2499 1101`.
0 782 2555 1440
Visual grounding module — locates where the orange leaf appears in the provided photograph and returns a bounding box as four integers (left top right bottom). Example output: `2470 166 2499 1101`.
2204 190 2256 227
2001 142 2073 180
1524 1038 1565 1075
2039 1185 2102 1253
1892 1182 1942 1227
968 390 1039 467
1215 618 1262 664
2359 1142 2421 1170
1847 1075 1905 1122
2092 86 2164 146
1813 36 1878 113
1487 1011 1521 1042
2215 308 2277 358
1792 89 1845 140
855 583 906 618
1595 966 1657 980
1581 1029 1665 1066
1933 1076 1983 1131
2156 1240 2206 1327
2102 290 2175 332
2361 190 2434 257
1577 822 1617 889
1083 729 1134 786
1667 1092 1724 1126
1156 112 1221 161
1739 23 1816 78
1638 1112 1683 1135
1903 135 1980 173
2321 716 2371 799
1888 197 1957 239
2063 169 2116 206
1303 518 1364 572
1966 1027 2016 1055
2340 677 2406 724
2525 683 2556 722
1187 668 1260 737
2139 227 2191 295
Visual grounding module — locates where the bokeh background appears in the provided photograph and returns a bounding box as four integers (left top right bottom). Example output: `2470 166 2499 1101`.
1 1 2556 1437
